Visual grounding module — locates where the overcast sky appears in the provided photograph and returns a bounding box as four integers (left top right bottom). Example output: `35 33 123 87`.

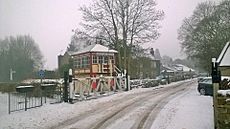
0 0 218 70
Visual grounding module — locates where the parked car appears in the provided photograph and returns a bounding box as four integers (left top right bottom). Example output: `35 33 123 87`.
156 76 167 85
197 77 213 96
198 77 208 83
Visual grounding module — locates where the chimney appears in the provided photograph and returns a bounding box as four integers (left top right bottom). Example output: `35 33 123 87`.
150 48 154 56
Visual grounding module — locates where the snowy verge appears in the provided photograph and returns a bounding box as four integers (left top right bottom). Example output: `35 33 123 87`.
150 82 214 129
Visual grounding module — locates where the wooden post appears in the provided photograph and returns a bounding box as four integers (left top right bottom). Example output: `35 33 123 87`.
211 58 221 129
109 59 113 76
213 82 219 129
8 93 10 114
113 77 117 91
63 71 68 102
80 82 84 100
25 93 27 111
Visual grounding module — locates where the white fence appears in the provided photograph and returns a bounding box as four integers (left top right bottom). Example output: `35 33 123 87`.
70 75 130 100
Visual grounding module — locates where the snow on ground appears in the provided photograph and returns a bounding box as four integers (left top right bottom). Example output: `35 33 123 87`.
0 93 8 116
151 82 214 129
0 79 213 129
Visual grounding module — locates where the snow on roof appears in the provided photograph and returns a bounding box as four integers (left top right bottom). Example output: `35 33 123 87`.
162 65 177 72
66 51 74 55
72 44 118 55
146 53 158 60
41 84 56 86
21 79 63 84
161 70 175 73
174 64 195 72
217 90 230 96
162 64 195 73
217 42 230 67
16 85 34 88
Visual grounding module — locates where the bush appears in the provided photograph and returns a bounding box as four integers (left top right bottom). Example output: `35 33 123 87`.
0 82 18 93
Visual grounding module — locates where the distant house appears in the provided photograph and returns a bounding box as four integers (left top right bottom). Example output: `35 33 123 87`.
161 64 195 80
161 65 177 76
148 48 161 78
148 56 161 78
173 64 195 72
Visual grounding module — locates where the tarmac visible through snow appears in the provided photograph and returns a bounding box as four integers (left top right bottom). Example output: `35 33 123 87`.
0 79 214 129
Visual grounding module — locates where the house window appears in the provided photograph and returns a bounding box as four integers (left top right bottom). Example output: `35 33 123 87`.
77 58 81 68
98 56 103 64
104 56 108 63
86 56 89 67
74 57 81 68
81 57 85 68
81 56 89 68
93 56 97 64
110 56 114 63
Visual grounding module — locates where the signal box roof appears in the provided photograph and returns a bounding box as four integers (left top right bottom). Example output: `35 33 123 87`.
72 44 118 55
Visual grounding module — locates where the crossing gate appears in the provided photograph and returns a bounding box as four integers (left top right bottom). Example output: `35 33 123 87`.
71 75 130 100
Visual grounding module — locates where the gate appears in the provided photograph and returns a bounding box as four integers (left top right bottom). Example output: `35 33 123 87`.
8 84 62 114
43 90 62 104
71 75 130 100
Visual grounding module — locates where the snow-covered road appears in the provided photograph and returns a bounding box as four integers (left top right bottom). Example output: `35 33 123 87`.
0 79 214 129
151 81 214 129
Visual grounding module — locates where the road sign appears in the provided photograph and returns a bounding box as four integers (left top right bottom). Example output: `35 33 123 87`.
38 70 45 78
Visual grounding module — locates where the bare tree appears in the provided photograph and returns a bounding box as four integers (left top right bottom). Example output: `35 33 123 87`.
67 30 92 52
76 0 164 71
178 0 230 72
0 35 44 81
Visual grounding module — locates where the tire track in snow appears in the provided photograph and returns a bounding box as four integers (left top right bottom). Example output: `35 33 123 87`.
133 85 190 129
51 80 195 129
50 85 166 129
88 81 195 129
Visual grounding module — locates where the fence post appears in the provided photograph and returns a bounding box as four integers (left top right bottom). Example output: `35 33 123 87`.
44 91 46 104
25 93 27 111
69 69 73 103
211 58 221 129
59 84 62 102
64 71 68 102
41 92 43 106
8 93 10 114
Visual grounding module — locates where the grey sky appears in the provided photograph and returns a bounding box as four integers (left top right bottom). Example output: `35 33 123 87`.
0 0 217 70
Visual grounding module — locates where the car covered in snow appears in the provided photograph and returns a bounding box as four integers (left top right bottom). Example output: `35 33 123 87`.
197 77 213 96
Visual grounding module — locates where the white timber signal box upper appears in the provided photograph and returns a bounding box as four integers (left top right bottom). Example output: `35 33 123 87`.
71 44 118 78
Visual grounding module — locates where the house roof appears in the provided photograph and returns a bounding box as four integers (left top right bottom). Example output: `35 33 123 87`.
162 65 177 72
71 44 118 55
162 64 195 73
174 64 195 72
146 52 161 61
217 42 230 67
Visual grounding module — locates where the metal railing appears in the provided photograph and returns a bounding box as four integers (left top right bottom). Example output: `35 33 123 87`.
8 88 62 114
8 92 42 114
